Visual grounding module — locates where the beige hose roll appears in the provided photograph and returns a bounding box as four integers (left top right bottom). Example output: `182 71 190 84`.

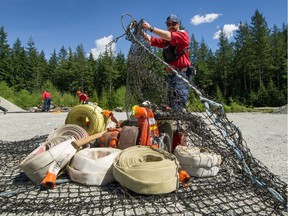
181 165 220 177
47 124 89 141
113 146 180 195
174 145 222 167
19 137 76 183
43 135 74 149
65 104 108 135
67 148 121 185
174 145 221 177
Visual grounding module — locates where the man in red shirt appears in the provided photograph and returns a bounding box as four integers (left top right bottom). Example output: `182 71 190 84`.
142 14 191 111
42 90 52 112
77 91 89 104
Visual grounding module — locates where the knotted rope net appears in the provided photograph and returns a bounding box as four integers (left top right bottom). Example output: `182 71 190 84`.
0 14 287 215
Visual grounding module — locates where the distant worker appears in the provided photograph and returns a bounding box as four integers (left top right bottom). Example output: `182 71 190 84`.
42 90 52 112
77 91 89 104
0 99 8 115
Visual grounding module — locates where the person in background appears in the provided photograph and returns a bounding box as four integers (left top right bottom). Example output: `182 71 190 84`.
42 90 52 112
77 91 89 104
0 99 8 115
142 14 192 112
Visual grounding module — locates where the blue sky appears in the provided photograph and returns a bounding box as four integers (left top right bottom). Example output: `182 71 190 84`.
0 0 286 59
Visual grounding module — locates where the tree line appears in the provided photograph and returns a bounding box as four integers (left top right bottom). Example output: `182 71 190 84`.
0 10 287 110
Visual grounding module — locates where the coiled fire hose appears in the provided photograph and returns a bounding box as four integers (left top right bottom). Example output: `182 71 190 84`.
19 124 104 187
47 124 89 141
19 137 76 184
113 145 181 195
40 130 106 188
67 147 121 186
174 145 222 177
65 104 107 135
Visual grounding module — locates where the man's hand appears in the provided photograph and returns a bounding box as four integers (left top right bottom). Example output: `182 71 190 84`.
140 20 152 44
142 20 150 31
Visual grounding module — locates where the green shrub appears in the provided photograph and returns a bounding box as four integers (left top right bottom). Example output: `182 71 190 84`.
14 90 39 109
0 81 14 99
114 86 126 108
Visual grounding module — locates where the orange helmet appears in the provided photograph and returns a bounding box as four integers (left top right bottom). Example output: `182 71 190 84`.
76 91 81 94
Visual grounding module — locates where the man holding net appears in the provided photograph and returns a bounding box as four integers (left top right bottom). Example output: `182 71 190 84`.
142 14 191 112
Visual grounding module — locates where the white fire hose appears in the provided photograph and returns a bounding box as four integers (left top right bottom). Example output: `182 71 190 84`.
19 137 76 184
173 145 222 177
19 129 106 187
67 147 121 186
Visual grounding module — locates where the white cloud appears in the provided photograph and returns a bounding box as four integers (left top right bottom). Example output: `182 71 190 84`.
213 24 239 40
89 35 116 59
190 13 222 25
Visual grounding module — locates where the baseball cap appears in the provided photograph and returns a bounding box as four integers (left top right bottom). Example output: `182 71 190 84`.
166 14 180 23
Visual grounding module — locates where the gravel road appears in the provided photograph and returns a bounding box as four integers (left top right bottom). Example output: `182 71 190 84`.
0 111 287 183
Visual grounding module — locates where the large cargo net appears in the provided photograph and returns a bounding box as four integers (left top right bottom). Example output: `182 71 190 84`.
0 15 287 215
0 136 286 215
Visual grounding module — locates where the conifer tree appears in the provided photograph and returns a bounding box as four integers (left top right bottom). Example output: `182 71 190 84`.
249 9 271 90
0 26 11 85
9 38 26 90
214 30 234 100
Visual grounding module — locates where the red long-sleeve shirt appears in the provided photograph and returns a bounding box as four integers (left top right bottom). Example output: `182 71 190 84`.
78 93 89 103
151 30 191 69
42 91 52 100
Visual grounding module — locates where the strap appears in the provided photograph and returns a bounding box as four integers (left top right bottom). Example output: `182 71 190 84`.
176 45 189 58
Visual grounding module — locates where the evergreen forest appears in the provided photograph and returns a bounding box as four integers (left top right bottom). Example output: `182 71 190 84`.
0 10 287 110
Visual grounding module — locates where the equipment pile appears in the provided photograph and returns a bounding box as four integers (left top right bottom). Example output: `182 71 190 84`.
0 14 287 215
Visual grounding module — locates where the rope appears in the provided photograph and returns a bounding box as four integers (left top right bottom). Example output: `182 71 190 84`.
120 15 287 209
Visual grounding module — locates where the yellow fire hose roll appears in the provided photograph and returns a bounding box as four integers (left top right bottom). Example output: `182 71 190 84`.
65 104 107 135
113 146 180 195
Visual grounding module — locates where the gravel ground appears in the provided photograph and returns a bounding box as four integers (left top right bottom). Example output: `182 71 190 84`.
0 111 287 183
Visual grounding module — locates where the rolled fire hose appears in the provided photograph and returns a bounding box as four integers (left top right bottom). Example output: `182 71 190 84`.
47 124 89 141
174 145 222 177
113 145 180 195
67 147 121 185
180 165 220 178
65 104 107 135
19 137 76 184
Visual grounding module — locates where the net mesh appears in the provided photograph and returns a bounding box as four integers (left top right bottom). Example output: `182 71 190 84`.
0 137 286 215
0 18 287 215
